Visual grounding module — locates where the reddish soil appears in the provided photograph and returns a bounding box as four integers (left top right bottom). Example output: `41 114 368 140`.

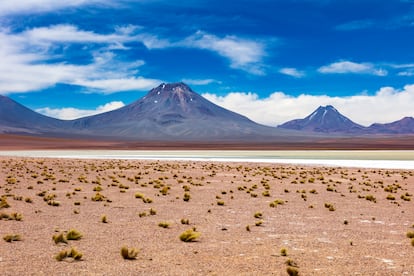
0 157 413 275
1 133 414 150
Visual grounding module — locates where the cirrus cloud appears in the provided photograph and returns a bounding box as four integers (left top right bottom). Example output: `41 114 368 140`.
279 67 305 78
318 61 388 76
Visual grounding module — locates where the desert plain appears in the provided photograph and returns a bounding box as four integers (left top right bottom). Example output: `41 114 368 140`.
0 154 413 275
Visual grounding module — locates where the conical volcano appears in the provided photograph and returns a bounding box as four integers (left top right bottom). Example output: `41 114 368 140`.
278 105 364 133
71 82 279 140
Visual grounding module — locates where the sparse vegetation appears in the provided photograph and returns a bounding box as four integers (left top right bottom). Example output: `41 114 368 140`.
121 246 139 260
55 248 83 261
286 266 299 276
66 229 83 240
158 222 170 228
179 229 201 242
52 233 68 244
3 234 22 242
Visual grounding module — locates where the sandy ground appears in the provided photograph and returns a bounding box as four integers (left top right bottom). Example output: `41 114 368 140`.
0 157 413 275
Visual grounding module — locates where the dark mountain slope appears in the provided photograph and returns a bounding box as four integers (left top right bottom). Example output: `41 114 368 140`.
367 117 414 134
0 95 66 134
278 105 365 133
70 82 290 140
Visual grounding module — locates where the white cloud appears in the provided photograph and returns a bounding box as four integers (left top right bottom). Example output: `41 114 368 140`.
0 1 114 15
36 101 125 120
279 67 305 78
73 77 161 94
182 31 267 75
202 84 414 127
181 78 220 85
318 61 388 76
398 70 414 76
0 27 162 94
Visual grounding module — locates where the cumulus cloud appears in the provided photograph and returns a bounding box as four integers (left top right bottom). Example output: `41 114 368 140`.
318 61 388 76
182 31 267 75
202 84 414 127
0 27 162 94
36 101 125 120
279 67 305 78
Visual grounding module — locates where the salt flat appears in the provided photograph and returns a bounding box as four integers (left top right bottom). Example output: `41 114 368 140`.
1 150 414 169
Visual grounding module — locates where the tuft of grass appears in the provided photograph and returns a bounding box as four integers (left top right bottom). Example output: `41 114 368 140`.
66 229 82 240
68 247 83 260
121 246 139 260
386 194 396 200
181 218 190 225
262 190 270 197
324 203 336 211
285 258 298 267
269 199 285 208
149 208 157 216
101 215 108 223
411 238 414 246
135 192 144 199
158 222 170 228
255 220 263 227
0 212 23 221
91 193 105 202
52 233 68 244
179 229 201 242
183 192 191 202
3 234 22 242
407 231 414 238
217 200 225 206
254 212 263 219
280 248 288 256
365 194 376 202
0 197 10 209
55 250 68 261
286 266 299 276
55 247 82 261
246 225 250 232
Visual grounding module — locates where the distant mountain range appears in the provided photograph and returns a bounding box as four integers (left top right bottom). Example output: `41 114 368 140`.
278 105 414 134
69 82 289 140
1 83 413 141
0 83 293 141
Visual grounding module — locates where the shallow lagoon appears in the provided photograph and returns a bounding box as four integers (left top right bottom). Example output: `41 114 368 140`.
1 150 414 169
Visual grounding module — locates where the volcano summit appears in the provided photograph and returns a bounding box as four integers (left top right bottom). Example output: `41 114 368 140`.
70 82 287 140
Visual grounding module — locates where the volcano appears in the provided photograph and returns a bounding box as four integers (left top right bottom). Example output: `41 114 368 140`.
70 82 286 140
278 105 365 133
0 95 66 134
367 117 414 134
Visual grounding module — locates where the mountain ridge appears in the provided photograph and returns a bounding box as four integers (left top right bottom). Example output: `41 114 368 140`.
278 105 365 133
278 105 414 134
1 84 414 139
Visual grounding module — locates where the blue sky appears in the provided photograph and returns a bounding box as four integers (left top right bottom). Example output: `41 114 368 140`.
0 0 414 126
